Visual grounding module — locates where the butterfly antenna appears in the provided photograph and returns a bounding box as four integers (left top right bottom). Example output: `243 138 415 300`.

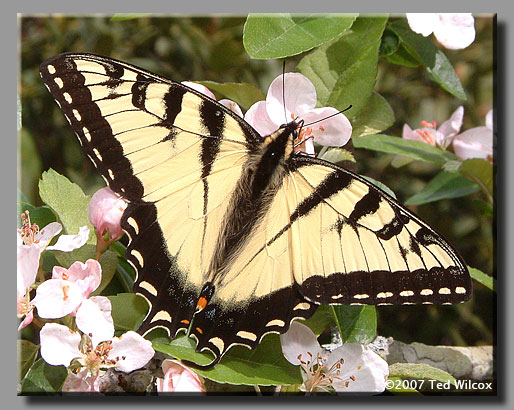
302 105 352 128
282 60 288 124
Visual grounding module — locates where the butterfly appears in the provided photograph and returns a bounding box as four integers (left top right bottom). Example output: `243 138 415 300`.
40 53 472 369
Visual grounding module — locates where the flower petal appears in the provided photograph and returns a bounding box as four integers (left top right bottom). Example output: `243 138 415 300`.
280 321 323 366
301 107 352 147
63 259 102 296
452 126 493 160
486 109 493 130
32 279 85 318
437 106 464 139
406 13 439 37
182 81 216 100
244 100 278 136
108 331 155 373
88 187 127 240
18 310 34 331
218 99 243 118
46 225 90 252
40 323 82 367
75 296 114 347
327 343 388 393
62 369 101 393
17 244 40 296
158 359 205 393
433 14 475 50
34 222 62 250
266 73 317 125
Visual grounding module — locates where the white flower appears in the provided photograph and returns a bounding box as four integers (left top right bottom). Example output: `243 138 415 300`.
452 109 493 161
40 298 154 377
280 322 388 394
245 73 352 154
402 106 464 149
406 13 475 50
31 259 102 319
156 359 205 393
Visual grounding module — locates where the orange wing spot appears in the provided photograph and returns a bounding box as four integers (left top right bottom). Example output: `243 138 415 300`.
196 327 203 334
196 296 208 311
180 319 190 325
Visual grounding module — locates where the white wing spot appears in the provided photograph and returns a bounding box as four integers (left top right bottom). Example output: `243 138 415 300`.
331 294 344 300
54 77 64 88
63 92 72 104
107 169 114 179
400 290 414 297
127 217 139 234
47 64 56 74
93 148 103 161
377 292 393 299
455 287 467 294
420 289 434 296
131 249 144 267
139 280 157 296
209 337 225 353
353 293 369 299
265 319 285 327
150 310 172 323
438 287 451 295
72 109 82 121
83 127 91 142
236 331 257 342
293 302 311 311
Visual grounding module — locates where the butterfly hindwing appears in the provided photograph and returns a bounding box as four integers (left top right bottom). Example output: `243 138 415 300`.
40 53 471 370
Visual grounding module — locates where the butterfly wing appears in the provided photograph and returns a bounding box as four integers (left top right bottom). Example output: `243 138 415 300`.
39 53 261 340
189 153 471 366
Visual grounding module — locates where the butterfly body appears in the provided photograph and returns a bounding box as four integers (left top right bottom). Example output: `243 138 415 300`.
40 53 472 369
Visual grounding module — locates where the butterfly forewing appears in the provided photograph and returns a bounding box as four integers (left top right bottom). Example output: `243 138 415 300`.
40 53 471 369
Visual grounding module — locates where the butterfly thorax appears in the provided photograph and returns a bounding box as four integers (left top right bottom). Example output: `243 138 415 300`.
206 122 298 283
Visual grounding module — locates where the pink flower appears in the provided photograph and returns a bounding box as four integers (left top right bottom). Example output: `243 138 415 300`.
17 212 89 330
452 109 493 161
244 73 352 154
182 82 243 117
88 187 128 241
406 13 475 50
31 259 102 319
40 298 154 381
402 106 463 149
280 322 388 394
156 359 205 393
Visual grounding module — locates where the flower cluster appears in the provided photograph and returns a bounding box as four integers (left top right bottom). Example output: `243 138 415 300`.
402 106 493 162
406 13 476 50
185 73 352 155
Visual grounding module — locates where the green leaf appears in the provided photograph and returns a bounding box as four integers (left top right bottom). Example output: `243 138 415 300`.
297 16 388 119
197 80 265 111
17 202 57 229
388 362 456 387
108 293 149 332
110 13 151 21
243 14 358 59
54 246 118 295
459 158 493 204
331 305 377 344
405 171 480 206
469 266 495 292
20 359 67 394
350 91 395 137
319 147 355 164
353 134 456 165
388 20 466 100
38 169 94 243
20 129 43 204
301 305 335 336
362 176 397 199
385 43 422 68
17 340 40 382
379 28 399 57
154 333 302 386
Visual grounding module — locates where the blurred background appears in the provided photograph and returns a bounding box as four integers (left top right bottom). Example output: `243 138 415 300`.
19 15 494 350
